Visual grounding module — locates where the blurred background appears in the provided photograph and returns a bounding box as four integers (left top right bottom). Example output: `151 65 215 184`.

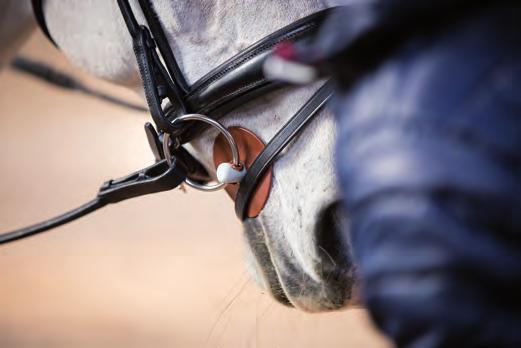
0 32 391 348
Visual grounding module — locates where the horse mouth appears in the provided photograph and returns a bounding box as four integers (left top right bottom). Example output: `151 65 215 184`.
243 201 356 312
242 219 293 307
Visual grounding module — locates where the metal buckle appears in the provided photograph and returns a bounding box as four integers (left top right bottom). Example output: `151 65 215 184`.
162 114 242 192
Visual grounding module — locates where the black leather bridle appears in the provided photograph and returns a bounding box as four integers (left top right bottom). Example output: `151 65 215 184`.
0 0 333 245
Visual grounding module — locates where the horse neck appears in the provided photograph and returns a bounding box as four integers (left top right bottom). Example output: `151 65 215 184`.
154 0 330 84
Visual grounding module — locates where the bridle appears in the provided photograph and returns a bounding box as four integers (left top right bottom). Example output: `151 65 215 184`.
0 0 333 245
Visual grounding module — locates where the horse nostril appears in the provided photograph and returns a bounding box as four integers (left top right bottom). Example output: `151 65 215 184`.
310 200 357 309
314 201 353 272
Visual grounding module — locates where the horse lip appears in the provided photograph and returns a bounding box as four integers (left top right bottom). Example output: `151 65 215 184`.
243 201 354 311
242 219 293 307
282 205 354 312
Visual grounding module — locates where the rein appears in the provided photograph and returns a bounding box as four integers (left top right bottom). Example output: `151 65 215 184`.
0 1 333 245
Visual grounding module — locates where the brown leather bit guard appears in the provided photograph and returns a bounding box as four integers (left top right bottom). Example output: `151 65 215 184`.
213 127 273 218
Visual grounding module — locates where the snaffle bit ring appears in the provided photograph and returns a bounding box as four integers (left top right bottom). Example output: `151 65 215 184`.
162 113 242 192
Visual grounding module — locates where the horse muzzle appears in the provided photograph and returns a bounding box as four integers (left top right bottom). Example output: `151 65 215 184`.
243 201 360 312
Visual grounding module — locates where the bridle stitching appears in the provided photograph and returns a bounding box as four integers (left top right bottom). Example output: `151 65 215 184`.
186 24 317 96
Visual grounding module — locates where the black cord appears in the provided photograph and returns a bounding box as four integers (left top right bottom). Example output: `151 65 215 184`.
10 56 148 113
0 198 105 245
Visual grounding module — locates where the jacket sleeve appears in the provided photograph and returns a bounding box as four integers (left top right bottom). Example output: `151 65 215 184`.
334 3 521 347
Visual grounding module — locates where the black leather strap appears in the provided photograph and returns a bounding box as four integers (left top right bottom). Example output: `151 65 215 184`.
11 57 149 112
137 0 189 94
176 10 331 142
31 0 57 47
0 199 103 245
118 0 183 134
117 0 332 141
185 10 329 113
235 81 333 220
0 159 186 245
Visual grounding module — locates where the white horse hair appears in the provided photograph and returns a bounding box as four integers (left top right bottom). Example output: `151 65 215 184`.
0 0 355 312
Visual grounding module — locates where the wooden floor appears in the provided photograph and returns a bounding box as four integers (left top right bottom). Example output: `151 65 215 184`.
0 34 391 348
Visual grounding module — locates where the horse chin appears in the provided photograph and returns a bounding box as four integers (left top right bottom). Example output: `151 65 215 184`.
242 201 358 312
